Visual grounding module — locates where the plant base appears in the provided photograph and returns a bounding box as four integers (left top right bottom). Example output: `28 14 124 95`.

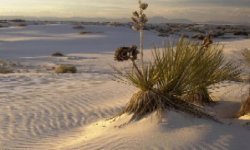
123 90 220 122
184 89 216 106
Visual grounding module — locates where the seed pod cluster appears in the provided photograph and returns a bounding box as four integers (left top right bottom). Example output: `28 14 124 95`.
114 45 139 61
131 0 149 31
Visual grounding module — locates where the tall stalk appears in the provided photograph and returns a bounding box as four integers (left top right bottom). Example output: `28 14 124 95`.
132 0 148 71
140 28 144 68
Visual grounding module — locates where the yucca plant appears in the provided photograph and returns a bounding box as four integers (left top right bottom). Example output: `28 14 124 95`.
112 1 240 122
183 36 241 105
113 37 221 122
237 49 250 116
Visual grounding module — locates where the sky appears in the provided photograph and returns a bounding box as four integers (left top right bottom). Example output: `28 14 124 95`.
0 0 249 23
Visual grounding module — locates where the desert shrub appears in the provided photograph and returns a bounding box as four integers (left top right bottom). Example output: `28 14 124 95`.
113 1 239 122
73 25 85 30
79 31 91 35
52 52 64 57
11 19 25 22
234 31 248 36
0 60 13 74
17 23 27 27
114 37 223 122
55 64 77 73
183 37 240 105
0 66 13 74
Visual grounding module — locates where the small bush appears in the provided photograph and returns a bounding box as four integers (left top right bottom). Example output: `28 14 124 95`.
184 37 240 105
73 25 85 30
113 37 225 122
17 23 27 27
55 64 77 73
0 60 13 74
52 52 64 57
79 31 91 35
11 19 26 22
113 0 236 122
0 66 13 74
234 31 248 36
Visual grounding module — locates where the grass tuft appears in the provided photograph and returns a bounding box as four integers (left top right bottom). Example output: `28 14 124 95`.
113 37 238 122
55 64 77 73
0 60 13 74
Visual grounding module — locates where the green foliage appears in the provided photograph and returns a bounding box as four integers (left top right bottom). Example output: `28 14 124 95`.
152 38 202 95
55 64 77 73
114 62 158 91
114 37 240 120
183 41 241 104
147 38 239 96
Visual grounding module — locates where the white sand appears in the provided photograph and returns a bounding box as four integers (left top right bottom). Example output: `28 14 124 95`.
0 24 249 149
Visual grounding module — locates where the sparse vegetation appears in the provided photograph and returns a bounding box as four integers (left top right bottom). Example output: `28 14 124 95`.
55 64 77 73
112 1 243 122
79 31 91 35
52 52 65 57
234 31 248 36
17 23 27 27
114 36 233 122
0 60 13 74
184 36 241 105
146 23 250 40
73 25 85 30
0 66 13 74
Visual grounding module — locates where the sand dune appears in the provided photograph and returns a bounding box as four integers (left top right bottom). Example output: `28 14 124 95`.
0 53 135 149
0 24 249 149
